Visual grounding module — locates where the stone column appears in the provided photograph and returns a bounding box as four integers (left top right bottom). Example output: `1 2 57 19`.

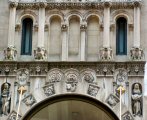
100 2 113 61
130 2 143 61
80 24 87 61
103 2 110 48
4 2 18 61
61 24 68 61
34 2 47 60
8 2 17 46
134 3 140 47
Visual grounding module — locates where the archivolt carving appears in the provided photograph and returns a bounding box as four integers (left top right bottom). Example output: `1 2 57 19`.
80 68 97 84
65 11 83 24
83 10 103 24
16 10 38 25
111 9 133 24
47 68 64 83
46 11 64 24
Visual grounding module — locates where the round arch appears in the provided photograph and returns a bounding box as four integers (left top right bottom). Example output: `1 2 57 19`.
22 94 119 120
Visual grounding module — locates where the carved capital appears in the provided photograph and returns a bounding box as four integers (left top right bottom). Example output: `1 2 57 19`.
34 47 47 61
129 24 134 31
130 47 144 61
4 46 17 61
61 24 68 31
133 1 141 8
9 2 18 8
39 2 47 8
103 2 112 8
80 24 87 31
15 24 21 31
99 47 113 61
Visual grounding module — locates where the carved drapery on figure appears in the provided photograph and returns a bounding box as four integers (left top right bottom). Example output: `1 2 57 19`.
99 47 113 61
0 82 11 116
132 83 142 117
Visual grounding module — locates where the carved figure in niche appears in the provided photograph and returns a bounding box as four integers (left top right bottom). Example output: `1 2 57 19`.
87 84 100 97
132 83 142 116
106 94 119 108
43 84 55 97
83 73 94 83
50 73 60 83
1 82 11 116
66 74 78 92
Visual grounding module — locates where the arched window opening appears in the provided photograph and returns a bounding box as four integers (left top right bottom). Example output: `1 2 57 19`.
21 18 33 55
116 17 127 55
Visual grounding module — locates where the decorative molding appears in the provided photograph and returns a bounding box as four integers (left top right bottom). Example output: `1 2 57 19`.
15 2 140 10
7 110 21 120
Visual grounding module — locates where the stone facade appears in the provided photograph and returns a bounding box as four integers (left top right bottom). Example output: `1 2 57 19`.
0 0 146 120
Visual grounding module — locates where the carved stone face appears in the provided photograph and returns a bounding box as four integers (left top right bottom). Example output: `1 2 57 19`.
134 83 139 90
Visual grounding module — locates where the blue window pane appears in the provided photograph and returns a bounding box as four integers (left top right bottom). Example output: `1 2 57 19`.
21 18 33 55
116 18 127 55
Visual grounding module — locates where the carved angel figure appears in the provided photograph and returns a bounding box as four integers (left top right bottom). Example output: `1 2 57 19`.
34 47 47 60
132 83 142 116
4 46 17 60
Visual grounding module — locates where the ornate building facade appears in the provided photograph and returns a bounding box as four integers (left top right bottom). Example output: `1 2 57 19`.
0 0 146 120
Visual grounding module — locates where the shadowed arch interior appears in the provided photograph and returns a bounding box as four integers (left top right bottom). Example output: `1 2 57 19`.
22 94 119 120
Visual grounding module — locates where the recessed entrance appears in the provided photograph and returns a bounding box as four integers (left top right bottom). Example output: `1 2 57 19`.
22 94 119 120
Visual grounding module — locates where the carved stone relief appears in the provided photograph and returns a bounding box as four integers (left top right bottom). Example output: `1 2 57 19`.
122 111 134 120
0 82 11 116
43 84 55 97
7 111 21 120
47 69 63 83
106 94 119 108
100 47 113 61
15 69 30 107
22 93 36 107
132 83 142 117
66 73 78 92
87 84 100 97
65 69 80 92
4 46 17 61
34 47 47 61
130 47 144 61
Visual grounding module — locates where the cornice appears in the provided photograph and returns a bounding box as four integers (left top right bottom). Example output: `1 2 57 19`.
14 1 142 10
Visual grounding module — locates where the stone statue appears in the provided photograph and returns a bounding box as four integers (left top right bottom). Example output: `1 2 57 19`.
132 83 142 116
1 82 11 116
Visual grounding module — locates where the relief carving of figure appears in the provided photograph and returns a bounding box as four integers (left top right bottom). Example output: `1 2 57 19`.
1 82 11 116
66 74 78 92
43 84 55 97
100 47 113 61
106 94 119 108
84 74 94 83
132 83 142 116
4 46 17 60
87 84 100 97
34 47 47 60
130 47 143 60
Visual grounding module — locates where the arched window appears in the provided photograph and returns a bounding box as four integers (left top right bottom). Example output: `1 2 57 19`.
21 18 33 55
116 17 127 55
